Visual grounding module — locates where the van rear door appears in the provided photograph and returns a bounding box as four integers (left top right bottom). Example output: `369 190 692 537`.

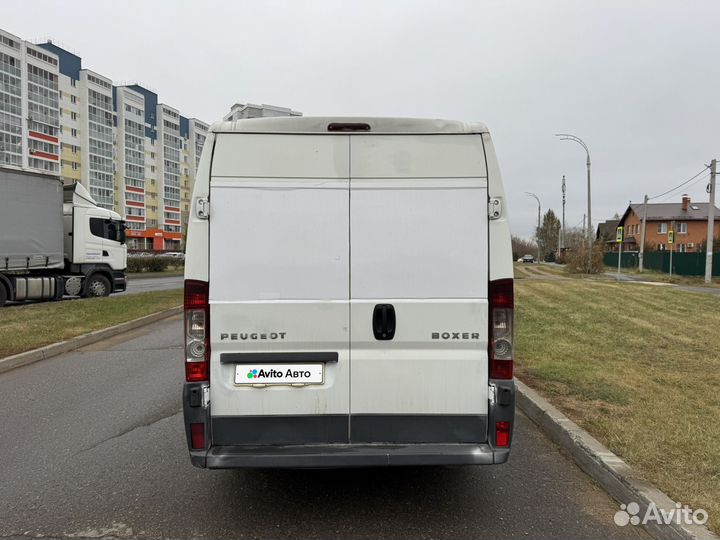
208 134 351 445
349 134 490 443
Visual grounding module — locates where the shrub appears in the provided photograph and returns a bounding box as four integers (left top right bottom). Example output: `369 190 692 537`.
126 257 144 273
126 256 183 273
565 243 604 274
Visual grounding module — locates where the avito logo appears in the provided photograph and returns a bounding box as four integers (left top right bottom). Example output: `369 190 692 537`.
247 368 312 379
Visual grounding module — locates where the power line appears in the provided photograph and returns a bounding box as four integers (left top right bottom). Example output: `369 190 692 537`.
655 172 710 202
649 167 709 201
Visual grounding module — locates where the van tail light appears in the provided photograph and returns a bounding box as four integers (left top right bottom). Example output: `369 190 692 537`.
185 279 209 382
495 421 510 447
489 278 514 379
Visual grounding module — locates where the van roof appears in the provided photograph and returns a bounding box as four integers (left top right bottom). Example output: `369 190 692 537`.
210 117 489 135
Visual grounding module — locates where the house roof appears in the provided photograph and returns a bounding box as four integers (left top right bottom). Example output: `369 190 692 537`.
596 219 620 240
619 201 720 225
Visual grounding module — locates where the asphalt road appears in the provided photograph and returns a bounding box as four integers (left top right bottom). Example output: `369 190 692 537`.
123 275 183 294
0 316 648 540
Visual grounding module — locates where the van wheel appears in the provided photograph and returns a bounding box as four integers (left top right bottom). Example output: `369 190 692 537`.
84 275 111 298
0 283 7 307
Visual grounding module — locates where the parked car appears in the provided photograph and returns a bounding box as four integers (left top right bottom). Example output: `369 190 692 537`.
544 252 556 263
522 254 535 263
164 252 185 260
183 116 515 469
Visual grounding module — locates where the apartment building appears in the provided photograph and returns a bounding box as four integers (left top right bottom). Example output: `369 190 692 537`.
0 28 209 251
0 29 60 174
223 102 302 121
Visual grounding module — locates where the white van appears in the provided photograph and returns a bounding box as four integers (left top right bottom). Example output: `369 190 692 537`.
183 117 515 468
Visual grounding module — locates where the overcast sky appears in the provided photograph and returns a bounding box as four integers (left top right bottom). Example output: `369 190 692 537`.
5 0 720 238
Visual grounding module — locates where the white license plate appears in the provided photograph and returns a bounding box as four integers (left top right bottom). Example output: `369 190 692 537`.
234 364 324 385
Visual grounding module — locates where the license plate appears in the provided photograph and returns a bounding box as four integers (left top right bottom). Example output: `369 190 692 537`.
234 364 324 385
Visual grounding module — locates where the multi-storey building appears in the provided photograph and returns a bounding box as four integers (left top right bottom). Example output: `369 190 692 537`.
0 28 209 251
223 102 302 121
0 29 60 174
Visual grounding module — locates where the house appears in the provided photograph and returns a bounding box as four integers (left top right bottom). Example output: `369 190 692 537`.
596 219 620 252
618 195 720 253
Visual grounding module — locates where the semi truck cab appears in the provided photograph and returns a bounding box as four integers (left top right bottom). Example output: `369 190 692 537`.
63 183 127 296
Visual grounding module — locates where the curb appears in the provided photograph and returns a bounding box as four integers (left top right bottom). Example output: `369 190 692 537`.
0 306 182 375
515 379 718 540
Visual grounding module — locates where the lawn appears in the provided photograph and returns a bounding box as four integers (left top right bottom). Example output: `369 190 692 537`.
610 267 720 288
0 289 182 358
515 279 720 532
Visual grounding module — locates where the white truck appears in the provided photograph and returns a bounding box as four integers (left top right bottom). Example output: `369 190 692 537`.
0 168 127 306
183 117 515 468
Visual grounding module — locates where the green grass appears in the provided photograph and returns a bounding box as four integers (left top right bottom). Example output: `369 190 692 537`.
610 266 720 288
0 289 182 358
516 279 720 532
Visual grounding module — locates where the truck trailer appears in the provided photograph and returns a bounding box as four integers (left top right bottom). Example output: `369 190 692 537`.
0 168 127 307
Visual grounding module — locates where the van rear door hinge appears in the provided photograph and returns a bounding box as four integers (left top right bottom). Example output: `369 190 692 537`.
196 197 210 220
488 198 502 220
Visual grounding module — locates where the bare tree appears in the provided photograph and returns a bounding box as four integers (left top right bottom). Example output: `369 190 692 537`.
511 236 537 260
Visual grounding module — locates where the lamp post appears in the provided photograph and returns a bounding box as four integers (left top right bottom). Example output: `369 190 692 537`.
561 175 566 251
525 192 541 261
556 134 592 266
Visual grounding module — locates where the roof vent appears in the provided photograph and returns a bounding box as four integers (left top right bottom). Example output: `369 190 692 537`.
327 122 371 132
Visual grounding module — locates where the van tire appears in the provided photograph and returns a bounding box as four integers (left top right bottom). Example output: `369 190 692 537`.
84 274 111 298
0 282 7 307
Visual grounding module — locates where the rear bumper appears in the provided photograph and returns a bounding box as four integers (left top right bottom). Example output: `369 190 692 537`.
191 443 509 469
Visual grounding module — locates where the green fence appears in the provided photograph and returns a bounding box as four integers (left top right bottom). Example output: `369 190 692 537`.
603 251 639 269
604 251 720 276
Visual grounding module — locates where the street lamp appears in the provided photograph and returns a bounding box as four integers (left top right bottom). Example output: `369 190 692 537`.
561 175 566 252
525 192 541 261
556 134 592 262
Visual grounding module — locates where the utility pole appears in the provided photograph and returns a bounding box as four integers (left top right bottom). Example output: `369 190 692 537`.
669 221 675 278
639 194 648 272
705 159 716 283
561 175 566 251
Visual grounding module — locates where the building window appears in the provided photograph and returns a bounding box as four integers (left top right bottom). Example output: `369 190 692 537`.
71 128 77 137
71 112 77 121
678 223 687 234
71 95 77 104
657 223 667 234
658 243 666 251
678 244 686 253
